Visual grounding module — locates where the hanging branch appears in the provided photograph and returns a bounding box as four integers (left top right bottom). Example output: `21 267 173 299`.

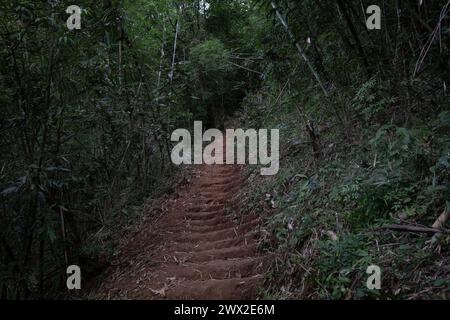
270 1 328 96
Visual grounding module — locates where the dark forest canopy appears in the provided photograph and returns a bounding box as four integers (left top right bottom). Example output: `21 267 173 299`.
0 0 449 299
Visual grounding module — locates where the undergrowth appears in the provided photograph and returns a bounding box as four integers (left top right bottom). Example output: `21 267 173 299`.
239 78 450 299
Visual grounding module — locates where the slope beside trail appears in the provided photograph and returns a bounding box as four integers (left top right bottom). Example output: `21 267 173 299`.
94 163 266 299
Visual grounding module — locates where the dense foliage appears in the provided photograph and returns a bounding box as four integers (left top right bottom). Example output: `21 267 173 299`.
241 0 450 299
1 0 449 299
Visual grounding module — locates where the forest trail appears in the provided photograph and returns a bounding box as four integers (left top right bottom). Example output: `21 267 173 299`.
94 163 265 299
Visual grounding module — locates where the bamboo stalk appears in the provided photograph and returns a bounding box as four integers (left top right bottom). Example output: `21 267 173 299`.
270 1 328 96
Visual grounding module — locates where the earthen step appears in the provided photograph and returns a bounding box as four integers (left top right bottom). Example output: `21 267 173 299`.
183 222 259 242
187 204 224 213
156 257 264 280
175 244 258 262
164 276 262 300
173 233 257 251
186 214 260 227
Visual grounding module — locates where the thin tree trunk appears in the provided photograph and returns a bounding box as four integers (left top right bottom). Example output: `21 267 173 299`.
336 0 371 77
60 208 69 270
118 18 124 86
169 18 180 84
156 17 166 103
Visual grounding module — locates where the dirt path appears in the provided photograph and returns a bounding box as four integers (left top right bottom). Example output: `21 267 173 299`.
94 163 265 299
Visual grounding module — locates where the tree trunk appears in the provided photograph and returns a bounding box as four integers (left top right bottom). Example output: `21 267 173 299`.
271 1 328 96
336 0 371 77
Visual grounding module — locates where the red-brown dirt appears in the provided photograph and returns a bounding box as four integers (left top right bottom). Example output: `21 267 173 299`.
94 164 266 300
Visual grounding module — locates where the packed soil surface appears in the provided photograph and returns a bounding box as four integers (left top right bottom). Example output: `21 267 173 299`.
94 163 266 299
